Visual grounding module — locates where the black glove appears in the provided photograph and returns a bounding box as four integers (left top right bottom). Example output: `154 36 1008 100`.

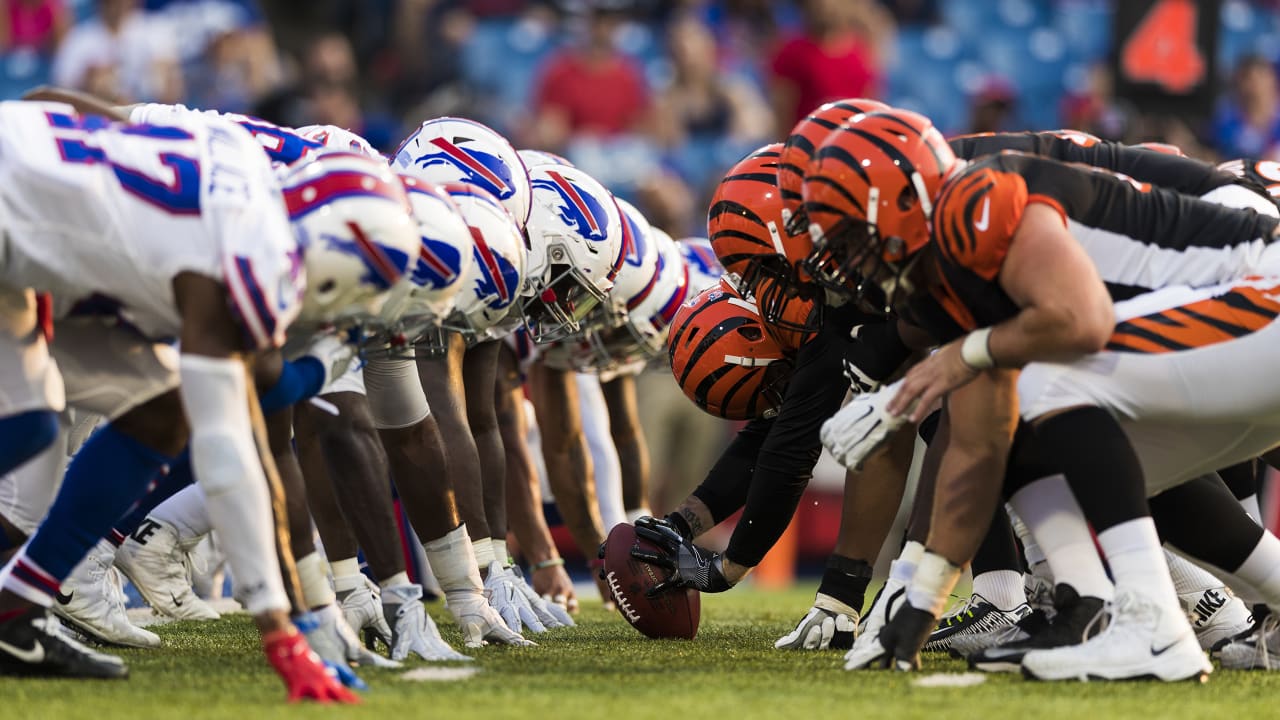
630 516 733 595
875 604 937 671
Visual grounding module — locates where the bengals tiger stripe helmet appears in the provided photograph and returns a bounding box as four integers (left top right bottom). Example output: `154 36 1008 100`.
668 278 793 420
778 98 890 236
802 109 954 310
708 143 821 332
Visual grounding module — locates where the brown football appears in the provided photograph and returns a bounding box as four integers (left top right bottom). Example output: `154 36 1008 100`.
601 522 701 639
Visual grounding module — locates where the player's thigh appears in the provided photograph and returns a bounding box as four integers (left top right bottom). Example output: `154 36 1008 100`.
1122 419 1280 497
52 319 179 420
364 354 429 429
0 286 64 417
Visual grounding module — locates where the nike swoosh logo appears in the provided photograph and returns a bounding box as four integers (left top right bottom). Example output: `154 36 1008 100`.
171 593 183 608
1150 640 1181 656
974 198 991 232
0 637 45 663
55 591 73 605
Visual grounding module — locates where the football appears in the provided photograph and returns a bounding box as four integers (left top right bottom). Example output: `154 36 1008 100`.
601 523 701 640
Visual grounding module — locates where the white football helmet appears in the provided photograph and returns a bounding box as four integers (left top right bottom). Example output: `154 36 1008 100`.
378 174 476 334
417 182 526 353
623 227 700 356
282 151 420 329
296 124 381 159
521 162 625 344
603 197 660 326
676 236 724 295
393 117 532 230
517 149 573 168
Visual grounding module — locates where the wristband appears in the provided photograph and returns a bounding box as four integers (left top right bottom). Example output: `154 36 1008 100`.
960 327 995 370
531 557 565 572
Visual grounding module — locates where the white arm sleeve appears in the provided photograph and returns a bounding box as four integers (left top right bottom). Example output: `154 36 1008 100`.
178 353 289 616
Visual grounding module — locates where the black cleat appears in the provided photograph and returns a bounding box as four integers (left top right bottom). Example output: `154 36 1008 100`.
967 584 1105 673
0 606 128 679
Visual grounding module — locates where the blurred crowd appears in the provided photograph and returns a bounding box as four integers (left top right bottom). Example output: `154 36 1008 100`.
4 0 1280 235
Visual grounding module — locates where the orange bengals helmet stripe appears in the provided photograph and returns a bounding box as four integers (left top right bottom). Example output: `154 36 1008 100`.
778 98 890 228
668 278 793 420
708 143 786 277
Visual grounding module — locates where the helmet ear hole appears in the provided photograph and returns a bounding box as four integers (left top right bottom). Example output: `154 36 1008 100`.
736 325 763 341
897 184 917 212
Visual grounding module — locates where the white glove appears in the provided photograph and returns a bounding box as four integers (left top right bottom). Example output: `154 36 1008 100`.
775 593 859 650
308 604 401 669
510 566 575 629
820 379 908 471
298 332 359 388
483 562 546 634
337 574 394 650
444 587 537 648
381 583 472 662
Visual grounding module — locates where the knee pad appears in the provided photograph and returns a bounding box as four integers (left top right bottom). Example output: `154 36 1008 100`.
363 356 430 429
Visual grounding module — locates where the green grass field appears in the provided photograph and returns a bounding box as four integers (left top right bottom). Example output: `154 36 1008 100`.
5 584 1279 720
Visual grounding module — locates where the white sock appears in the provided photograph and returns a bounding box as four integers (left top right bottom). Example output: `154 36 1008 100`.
1165 548 1224 596
972 570 1027 611
1097 517 1181 616
889 540 925 586
1006 504 1045 565
422 525 484 595
1009 474 1114 601
296 552 336 609
578 374 627 532
1230 531 1280 613
492 538 509 567
330 557 362 594
379 571 410 589
1239 494 1263 525
906 551 962 617
150 483 212 541
473 537 496 570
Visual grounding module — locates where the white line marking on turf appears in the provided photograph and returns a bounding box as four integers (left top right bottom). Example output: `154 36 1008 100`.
912 672 987 688
399 667 481 682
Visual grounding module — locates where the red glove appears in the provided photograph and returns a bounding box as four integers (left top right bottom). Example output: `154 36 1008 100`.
262 628 359 704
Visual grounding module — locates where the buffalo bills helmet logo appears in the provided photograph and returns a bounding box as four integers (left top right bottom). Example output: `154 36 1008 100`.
412 236 463 290
319 222 413 291
471 235 519 310
531 171 611 242
622 212 648 267
680 242 721 277
409 137 516 201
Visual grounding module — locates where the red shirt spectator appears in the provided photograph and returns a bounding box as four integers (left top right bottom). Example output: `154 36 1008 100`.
533 50 648 137
769 32 879 127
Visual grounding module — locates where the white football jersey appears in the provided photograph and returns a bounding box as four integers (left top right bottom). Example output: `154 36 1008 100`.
0 101 301 349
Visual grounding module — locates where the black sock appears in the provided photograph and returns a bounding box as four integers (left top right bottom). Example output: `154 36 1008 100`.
817 554 874 611
1034 407 1148 533
1150 474 1265 571
972 504 1022 575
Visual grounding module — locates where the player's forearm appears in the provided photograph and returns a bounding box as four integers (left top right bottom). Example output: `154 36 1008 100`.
544 434 606 557
22 85 130 121
498 391 558 565
987 302 1112 367
601 377 650 511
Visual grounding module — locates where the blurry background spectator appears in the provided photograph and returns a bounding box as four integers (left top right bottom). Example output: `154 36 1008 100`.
52 0 181 103
768 0 893 132
0 0 69 54
966 76 1018 134
1212 54 1280 160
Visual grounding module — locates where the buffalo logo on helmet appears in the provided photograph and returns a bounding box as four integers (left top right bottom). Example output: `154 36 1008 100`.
470 229 519 309
411 236 463 290
318 222 413 291
407 136 517 201
531 171 611 242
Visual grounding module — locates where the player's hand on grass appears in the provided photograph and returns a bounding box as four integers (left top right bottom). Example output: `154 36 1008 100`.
630 516 733 594
263 628 360 704
530 561 579 616
775 593 860 650
820 381 908 471
483 562 547 634
511 565 575 628
445 588 537 648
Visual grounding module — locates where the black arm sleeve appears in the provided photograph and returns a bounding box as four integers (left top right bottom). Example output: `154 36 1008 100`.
723 307 869 566
691 417 774 523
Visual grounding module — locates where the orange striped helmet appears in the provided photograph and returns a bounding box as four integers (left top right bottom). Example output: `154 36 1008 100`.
802 109 954 309
708 143 821 332
778 98 890 236
668 278 793 420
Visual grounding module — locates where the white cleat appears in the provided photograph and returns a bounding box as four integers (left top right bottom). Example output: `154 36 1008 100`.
53 540 160 649
1218 614 1280 669
382 583 473 662
114 517 219 621
336 574 393 649
844 579 905 670
1181 586 1254 651
1021 589 1211 682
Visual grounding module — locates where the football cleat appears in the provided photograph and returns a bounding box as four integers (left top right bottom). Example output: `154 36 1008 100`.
0 605 128 678
1021 588 1211 682
967 584 1105 673
844 579 906 670
924 593 1030 653
1218 614 1280 669
53 541 160 649
336 575 392 650
950 607 1051 660
1181 586 1254 651
381 583 472 662
114 517 219 621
